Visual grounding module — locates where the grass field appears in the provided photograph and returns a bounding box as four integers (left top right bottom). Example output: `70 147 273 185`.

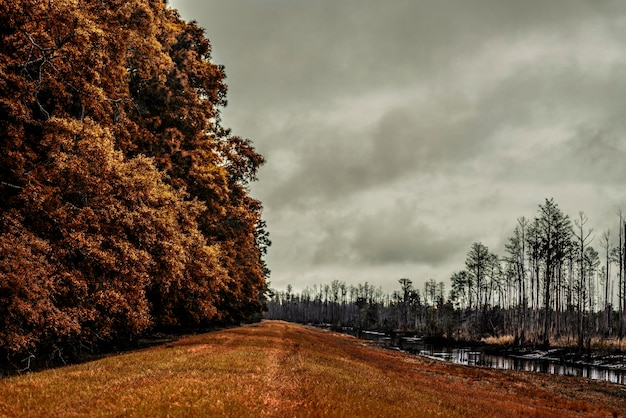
1 320 624 417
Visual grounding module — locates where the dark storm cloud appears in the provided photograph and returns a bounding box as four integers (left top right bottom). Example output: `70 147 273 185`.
349 214 467 267
264 101 495 208
312 201 468 267
174 0 622 111
170 0 626 291
244 0 626 208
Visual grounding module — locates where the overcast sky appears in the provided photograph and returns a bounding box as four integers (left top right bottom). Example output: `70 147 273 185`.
169 0 626 294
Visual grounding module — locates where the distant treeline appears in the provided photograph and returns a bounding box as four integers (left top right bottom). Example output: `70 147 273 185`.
265 279 457 338
267 198 626 350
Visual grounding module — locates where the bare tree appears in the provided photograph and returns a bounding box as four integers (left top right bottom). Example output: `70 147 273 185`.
465 242 491 314
573 212 594 350
505 217 528 344
600 230 612 335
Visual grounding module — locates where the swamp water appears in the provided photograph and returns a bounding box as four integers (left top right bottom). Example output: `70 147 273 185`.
351 330 626 385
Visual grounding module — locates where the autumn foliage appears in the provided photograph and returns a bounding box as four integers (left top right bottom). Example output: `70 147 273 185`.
0 0 268 368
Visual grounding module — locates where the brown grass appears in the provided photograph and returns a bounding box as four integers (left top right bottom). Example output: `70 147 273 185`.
548 335 626 352
481 334 515 345
1 320 624 417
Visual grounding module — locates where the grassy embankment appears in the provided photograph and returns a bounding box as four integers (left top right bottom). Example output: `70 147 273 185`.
1 320 624 417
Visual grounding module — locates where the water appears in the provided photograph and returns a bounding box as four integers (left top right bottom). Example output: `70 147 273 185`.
354 331 626 385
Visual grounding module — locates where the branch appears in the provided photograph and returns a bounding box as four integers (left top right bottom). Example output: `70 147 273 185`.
0 181 22 190
18 353 35 373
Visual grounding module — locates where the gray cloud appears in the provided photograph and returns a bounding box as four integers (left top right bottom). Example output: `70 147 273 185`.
350 213 468 267
263 97 500 209
178 0 622 109
310 200 469 270
170 0 626 292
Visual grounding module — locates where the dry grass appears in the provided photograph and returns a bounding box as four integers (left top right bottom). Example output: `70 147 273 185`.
482 334 626 353
549 335 580 348
1 321 624 417
481 334 515 345
588 337 626 352
549 335 626 352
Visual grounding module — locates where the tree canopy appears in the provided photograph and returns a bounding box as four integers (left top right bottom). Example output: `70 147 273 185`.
0 0 269 368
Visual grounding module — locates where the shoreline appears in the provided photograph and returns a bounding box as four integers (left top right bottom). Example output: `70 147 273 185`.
317 324 626 383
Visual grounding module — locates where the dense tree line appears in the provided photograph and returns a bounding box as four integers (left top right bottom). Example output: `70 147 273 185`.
268 199 626 351
0 0 268 371
266 279 456 338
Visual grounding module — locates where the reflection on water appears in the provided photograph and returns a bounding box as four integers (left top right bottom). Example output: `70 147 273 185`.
356 331 626 385
426 346 625 385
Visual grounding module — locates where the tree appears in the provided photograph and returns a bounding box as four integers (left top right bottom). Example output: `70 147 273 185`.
504 217 528 344
398 278 413 329
465 242 490 313
617 210 625 339
449 271 471 310
600 230 612 335
535 198 571 346
0 0 268 366
572 211 594 349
